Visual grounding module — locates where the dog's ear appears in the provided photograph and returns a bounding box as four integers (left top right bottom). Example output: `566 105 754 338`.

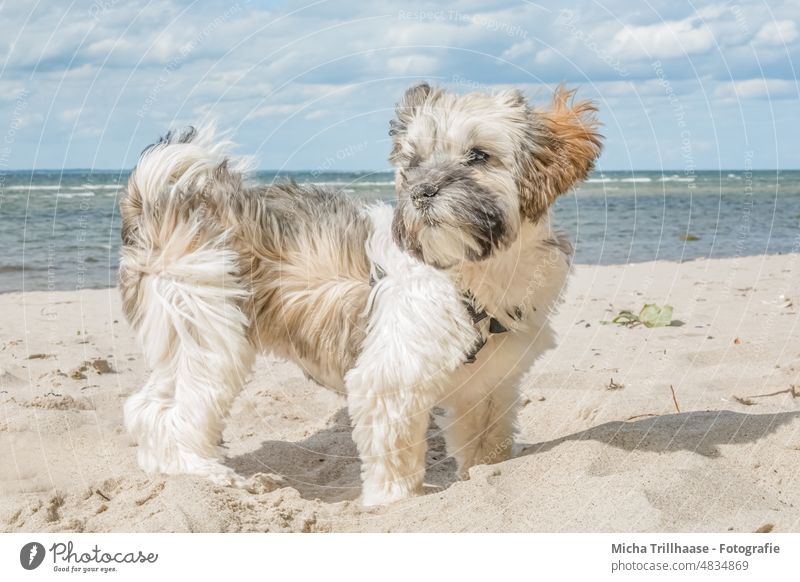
518 85 603 221
494 88 528 109
389 83 433 161
391 82 432 132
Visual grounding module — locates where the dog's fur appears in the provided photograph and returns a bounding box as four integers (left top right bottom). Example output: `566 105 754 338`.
119 84 602 505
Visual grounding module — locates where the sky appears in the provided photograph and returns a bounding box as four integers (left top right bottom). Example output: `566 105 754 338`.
0 0 797 172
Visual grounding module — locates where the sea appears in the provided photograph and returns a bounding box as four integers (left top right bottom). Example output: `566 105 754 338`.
1 170 799 293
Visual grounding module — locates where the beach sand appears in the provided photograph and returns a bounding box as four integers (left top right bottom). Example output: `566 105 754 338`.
2 254 799 533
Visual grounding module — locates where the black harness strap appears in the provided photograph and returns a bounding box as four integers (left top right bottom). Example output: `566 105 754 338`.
462 291 512 363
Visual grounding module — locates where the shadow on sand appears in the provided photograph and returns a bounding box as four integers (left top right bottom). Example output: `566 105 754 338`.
226 408 800 502
518 409 800 458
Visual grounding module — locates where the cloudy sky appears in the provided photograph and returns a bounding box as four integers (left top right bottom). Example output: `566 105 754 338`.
0 0 797 171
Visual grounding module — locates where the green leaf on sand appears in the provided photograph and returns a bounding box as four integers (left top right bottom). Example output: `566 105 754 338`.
638 304 673 327
611 304 674 328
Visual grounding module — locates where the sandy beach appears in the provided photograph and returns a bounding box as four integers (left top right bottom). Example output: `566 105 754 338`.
2 253 799 533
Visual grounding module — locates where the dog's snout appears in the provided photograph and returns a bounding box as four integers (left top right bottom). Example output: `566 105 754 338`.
410 183 439 199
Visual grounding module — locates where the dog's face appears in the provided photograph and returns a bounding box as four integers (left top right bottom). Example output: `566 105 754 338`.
389 83 602 268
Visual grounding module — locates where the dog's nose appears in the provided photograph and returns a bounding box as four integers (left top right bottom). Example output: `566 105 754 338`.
410 183 439 199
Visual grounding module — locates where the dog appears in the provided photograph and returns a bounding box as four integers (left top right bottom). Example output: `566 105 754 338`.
118 83 602 506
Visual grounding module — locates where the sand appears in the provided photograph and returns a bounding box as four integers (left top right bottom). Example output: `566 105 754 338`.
2 254 799 532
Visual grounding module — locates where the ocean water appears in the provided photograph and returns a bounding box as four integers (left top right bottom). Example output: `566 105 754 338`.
1 169 798 293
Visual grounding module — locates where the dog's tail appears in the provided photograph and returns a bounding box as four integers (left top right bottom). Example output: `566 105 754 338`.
120 125 250 240
119 123 250 328
118 126 254 430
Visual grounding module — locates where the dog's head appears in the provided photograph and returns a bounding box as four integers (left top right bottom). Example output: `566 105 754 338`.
389 83 602 268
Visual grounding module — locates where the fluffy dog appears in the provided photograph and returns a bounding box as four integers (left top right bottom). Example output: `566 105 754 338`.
119 83 602 506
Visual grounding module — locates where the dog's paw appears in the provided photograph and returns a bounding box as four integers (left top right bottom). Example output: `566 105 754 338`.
173 454 247 488
198 461 252 489
207 468 247 489
245 472 286 494
361 481 420 506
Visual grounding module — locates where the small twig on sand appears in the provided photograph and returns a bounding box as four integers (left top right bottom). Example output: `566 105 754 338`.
625 413 660 421
670 385 681 413
733 395 756 406
754 523 775 533
744 386 800 400
607 378 624 391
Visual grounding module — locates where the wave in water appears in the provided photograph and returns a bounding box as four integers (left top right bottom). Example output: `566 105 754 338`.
58 192 95 198
301 180 395 187
5 184 121 192
586 175 695 184
6 185 63 191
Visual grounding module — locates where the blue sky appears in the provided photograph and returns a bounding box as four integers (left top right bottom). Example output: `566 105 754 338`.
0 0 797 171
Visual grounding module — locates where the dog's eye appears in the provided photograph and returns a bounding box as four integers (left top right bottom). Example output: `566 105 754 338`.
466 148 489 165
406 155 420 169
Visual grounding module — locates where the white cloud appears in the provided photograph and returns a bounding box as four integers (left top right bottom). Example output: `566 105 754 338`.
0 0 796 170
612 17 715 59
59 108 84 123
716 78 798 99
245 104 301 120
15 112 44 129
0 80 29 101
534 47 558 66
304 109 330 121
754 20 798 46
386 55 439 75
501 38 536 60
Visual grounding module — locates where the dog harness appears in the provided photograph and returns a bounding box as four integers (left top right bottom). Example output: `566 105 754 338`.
369 263 516 364
461 291 512 363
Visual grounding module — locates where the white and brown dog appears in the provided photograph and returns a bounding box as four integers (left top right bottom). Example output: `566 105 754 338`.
119 83 602 505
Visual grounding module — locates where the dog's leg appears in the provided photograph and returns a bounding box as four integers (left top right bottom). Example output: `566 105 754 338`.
438 379 518 479
125 307 254 486
124 243 254 487
345 309 472 505
347 383 432 506
439 325 556 478
346 204 477 505
344 287 474 505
